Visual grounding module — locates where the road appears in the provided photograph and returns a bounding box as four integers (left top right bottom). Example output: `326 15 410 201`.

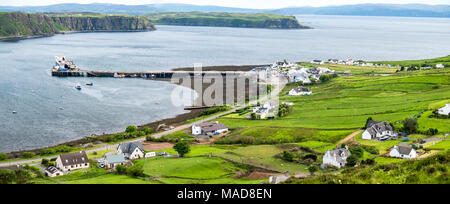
0 79 286 168
336 129 363 146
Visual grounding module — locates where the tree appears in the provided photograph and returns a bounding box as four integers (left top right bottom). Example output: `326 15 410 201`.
14 169 31 184
282 151 294 162
346 155 359 167
41 159 49 167
349 146 364 159
0 153 7 161
141 127 153 135
125 125 137 133
364 117 373 128
174 141 190 157
22 152 35 159
126 165 144 177
308 165 319 175
0 169 14 184
115 165 127 175
402 118 418 134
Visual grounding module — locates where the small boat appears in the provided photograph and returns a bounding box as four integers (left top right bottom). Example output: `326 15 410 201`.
86 83 93 86
75 83 82 90
155 102 160 105
12 111 17 114
59 107 64 110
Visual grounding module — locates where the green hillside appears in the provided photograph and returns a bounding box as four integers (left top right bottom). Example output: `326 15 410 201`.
146 12 310 29
0 12 154 39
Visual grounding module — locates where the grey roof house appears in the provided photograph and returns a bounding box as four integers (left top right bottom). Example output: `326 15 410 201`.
362 120 397 141
322 147 351 168
117 142 145 160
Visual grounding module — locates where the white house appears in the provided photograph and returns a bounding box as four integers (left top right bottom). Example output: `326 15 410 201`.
56 151 90 172
289 87 312 96
117 142 145 160
44 166 63 177
389 145 417 159
192 121 228 135
438 104 450 116
323 147 351 168
103 154 127 170
192 121 218 135
145 152 156 158
254 107 269 119
436 64 444 68
362 120 397 141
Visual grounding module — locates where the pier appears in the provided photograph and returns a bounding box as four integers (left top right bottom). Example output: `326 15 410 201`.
51 69 249 78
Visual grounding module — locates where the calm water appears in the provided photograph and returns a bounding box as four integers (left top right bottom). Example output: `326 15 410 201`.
1 15 449 152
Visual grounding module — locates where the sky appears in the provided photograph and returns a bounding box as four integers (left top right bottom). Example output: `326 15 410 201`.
1 0 449 9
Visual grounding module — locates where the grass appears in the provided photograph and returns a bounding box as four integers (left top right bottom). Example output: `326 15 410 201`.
373 55 450 68
355 133 402 154
215 145 310 173
285 151 450 184
138 156 264 184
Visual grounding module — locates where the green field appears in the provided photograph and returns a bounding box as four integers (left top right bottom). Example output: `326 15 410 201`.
217 68 450 147
373 55 450 68
139 156 264 184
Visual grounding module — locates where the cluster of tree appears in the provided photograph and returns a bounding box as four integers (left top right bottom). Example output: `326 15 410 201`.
345 145 378 167
402 118 419 134
40 145 74 156
319 74 338 83
41 158 56 168
280 150 318 165
0 166 43 184
102 126 153 143
0 153 8 161
174 141 190 157
199 105 229 117
21 152 36 159
115 164 145 178
423 128 439 136
278 104 293 117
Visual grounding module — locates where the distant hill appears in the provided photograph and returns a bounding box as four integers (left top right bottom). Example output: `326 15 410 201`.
0 3 449 18
271 4 450 18
146 12 310 29
0 12 155 41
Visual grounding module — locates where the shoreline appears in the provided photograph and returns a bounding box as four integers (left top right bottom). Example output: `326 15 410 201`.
0 29 156 42
4 64 261 158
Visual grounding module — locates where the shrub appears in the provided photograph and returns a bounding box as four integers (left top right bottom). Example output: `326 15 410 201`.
346 155 359 167
0 153 7 161
199 106 229 116
281 151 294 162
349 146 364 159
173 141 190 157
303 153 318 161
402 118 418 134
0 169 15 184
126 165 144 177
308 165 319 175
115 165 127 175
21 152 35 159
141 127 153 135
41 159 49 167
126 126 137 133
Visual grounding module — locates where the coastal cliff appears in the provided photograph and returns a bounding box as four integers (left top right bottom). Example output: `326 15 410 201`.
146 12 311 29
0 12 155 40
